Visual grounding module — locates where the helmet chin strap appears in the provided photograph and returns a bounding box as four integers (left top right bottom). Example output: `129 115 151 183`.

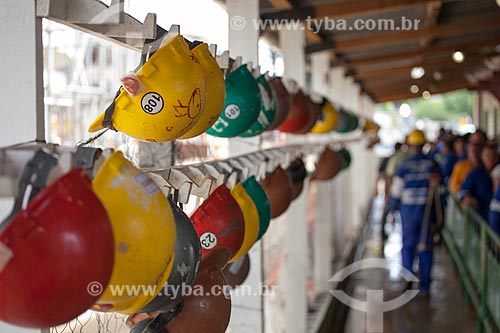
131 302 184 333
0 150 57 231
75 147 102 179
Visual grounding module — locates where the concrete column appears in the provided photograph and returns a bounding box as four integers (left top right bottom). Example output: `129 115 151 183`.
310 52 330 96
279 26 308 333
0 1 44 146
226 1 264 332
0 2 44 332
279 28 306 86
310 51 333 294
484 92 498 138
226 0 260 156
473 91 484 130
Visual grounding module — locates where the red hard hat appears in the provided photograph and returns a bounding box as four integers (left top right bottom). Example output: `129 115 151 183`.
165 248 231 333
0 169 114 328
294 94 319 134
267 77 290 130
276 90 315 134
259 166 293 218
312 148 342 181
190 185 245 260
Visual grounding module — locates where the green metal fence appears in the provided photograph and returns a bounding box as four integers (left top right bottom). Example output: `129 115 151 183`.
444 193 500 333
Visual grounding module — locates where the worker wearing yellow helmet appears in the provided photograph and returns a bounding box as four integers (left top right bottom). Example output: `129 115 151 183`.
388 129 445 296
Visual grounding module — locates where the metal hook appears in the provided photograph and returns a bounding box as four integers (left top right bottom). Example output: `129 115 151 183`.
228 159 248 183
165 168 193 204
208 44 217 58
212 161 238 189
216 50 230 77
247 153 267 180
197 164 226 191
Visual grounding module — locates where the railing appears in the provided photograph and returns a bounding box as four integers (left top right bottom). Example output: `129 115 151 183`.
443 193 500 333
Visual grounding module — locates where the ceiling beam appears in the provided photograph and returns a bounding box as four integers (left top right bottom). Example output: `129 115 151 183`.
419 1 442 48
262 0 448 21
350 51 498 77
342 36 500 67
375 80 469 102
353 57 487 80
265 0 323 44
306 15 500 54
362 71 467 90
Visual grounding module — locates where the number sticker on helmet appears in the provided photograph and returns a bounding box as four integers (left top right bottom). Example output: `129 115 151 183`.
200 232 217 250
141 92 164 115
224 104 240 120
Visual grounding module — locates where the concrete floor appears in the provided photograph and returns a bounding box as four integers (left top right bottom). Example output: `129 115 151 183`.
345 197 478 333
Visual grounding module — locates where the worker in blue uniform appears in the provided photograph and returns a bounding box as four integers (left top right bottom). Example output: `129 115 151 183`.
459 140 493 222
389 130 445 295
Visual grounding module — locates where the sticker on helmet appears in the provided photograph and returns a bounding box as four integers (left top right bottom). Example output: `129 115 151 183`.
224 104 240 120
200 232 217 250
134 173 161 196
0 242 13 273
141 92 164 115
121 72 144 97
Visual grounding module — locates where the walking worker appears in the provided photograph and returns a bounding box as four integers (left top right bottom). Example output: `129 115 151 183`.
389 130 445 295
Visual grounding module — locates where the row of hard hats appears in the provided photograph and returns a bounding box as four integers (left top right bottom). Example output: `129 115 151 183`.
0 144 351 331
87 27 361 142
125 149 348 333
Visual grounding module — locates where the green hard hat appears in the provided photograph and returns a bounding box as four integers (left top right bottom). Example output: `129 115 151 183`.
240 74 277 137
339 114 359 133
337 148 352 169
206 64 261 137
241 176 271 240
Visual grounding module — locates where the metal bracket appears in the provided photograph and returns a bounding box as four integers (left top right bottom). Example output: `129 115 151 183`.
228 159 248 183
232 56 243 71
208 44 218 58
212 161 238 189
37 0 157 50
216 50 230 77
177 166 214 199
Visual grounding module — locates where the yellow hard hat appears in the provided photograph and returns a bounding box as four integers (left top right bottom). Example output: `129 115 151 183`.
407 129 426 146
179 42 225 139
362 119 380 133
311 100 338 134
92 151 176 314
88 35 206 142
229 183 259 262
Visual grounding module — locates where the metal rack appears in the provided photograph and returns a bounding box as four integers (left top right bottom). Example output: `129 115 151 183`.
37 0 157 50
0 138 360 201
